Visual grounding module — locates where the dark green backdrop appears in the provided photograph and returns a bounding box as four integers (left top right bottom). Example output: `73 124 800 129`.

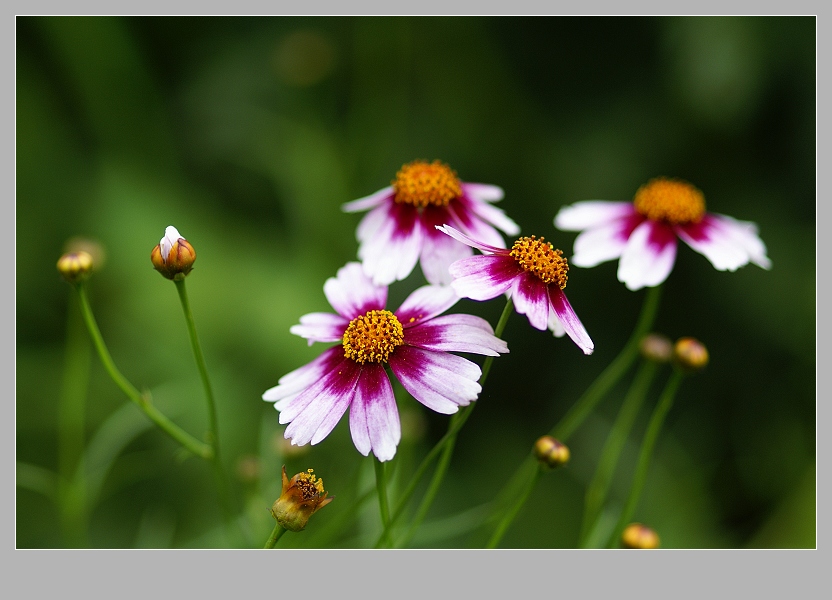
16 16 815 548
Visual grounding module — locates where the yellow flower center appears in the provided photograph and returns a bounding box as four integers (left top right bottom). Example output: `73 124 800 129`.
342 310 405 364
633 177 706 225
392 160 462 208
510 236 569 289
296 469 325 500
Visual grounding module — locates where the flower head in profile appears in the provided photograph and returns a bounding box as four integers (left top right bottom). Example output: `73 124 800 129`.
262 262 509 461
342 160 520 286
150 225 196 280
436 225 594 356
270 466 333 532
554 177 771 291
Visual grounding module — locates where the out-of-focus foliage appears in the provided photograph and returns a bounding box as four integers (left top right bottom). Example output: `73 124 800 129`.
16 16 815 548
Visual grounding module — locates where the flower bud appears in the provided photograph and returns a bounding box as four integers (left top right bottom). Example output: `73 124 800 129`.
672 337 709 373
621 523 660 549
270 466 333 532
150 225 196 280
532 435 570 469
639 333 672 363
57 251 94 284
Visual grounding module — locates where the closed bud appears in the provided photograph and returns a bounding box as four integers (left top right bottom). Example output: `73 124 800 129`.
639 333 672 363
270 466 333 532
533 435 570 469
151 225 196 280
57 251 94 284
621 523 660 549
672 337 709 373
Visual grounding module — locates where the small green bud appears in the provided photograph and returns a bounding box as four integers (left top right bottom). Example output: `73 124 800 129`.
621 523 660 549
151 225 196 280
639 333 673 363
533 435 570 469
672 337 709 373
57 251 94 284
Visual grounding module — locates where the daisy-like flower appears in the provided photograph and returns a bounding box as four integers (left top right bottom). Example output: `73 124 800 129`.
342 159 520 286
554 177 772 291
436 224 594 356
262 262 508 462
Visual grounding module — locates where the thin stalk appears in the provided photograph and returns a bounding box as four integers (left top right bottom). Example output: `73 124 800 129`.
173 278 238 546
487 466 543 548
607 370 684 548
381 298 514 549
550 285 662 441
374 457 393 548
57 294 91 547
481 285 662 548
263 522 288 548
579 360 659 547
74 282 212 460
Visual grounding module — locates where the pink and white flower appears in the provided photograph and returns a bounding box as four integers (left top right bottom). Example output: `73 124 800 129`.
554 177 772 291
436 225 594 356
342 160 520 286
262 262 509 462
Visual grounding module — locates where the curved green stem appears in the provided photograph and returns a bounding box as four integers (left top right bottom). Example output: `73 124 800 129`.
482 286 662 548
607 369 684 548
173 278 239 545
487 466 543 549
264 522 287 548
380 298 514 548
74 282 212 460
579 359 659 547
373 457 393 548
550 285 662 441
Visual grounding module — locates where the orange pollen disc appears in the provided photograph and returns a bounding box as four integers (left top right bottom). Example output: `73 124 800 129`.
392 160 462 208
510 236 569 289
633 177 706 224
342 310 405 364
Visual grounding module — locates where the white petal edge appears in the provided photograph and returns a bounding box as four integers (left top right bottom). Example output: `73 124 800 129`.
617 221 678 291
555 201 634 231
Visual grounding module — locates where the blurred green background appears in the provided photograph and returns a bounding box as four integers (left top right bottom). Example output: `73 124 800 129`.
16 16 815 548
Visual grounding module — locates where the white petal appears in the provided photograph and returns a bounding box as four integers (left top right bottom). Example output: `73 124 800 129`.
349 363 400 462
396 284 459 325
570 219 633 268
435 224 506 254
342 186 394 213
677 213 772 272
389 346 481 414
358 208 423 285
509 272 550 331
404 315 509 356
617 221 678 291
460 182 504 202
448 255 519 301
419 224 474 285
555 201 634 231
262 347 343 403
549 287 594 355
323 262 388 319
289 312 348 345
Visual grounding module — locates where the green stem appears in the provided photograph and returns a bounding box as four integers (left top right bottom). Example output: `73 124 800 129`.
381 298 514 548
58 294 91 547
550 285 662 441
374 457 393 548
263 522 288 548
173 278 239 545
481 286 662 548
607 370 684 548
487 466 543 548
74 282 212 460
579 359 659 547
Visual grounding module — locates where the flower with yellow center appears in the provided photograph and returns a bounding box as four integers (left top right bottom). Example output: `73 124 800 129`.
263 262 509 462
342 159 519 286
436 225 593 355
554 177 771 291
